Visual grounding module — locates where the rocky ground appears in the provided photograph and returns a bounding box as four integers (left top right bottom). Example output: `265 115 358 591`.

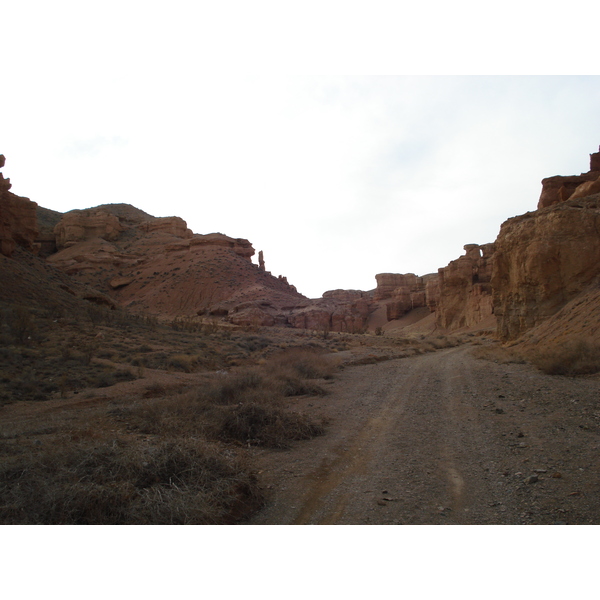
247 344 600 525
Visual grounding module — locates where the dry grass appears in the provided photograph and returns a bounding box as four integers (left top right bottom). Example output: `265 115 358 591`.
524 337 600 376
471 345 526 364
0 437 262 524
266 347 339 380
121 349 331 449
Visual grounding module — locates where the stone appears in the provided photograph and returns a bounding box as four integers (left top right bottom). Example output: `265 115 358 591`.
537 147 600 208
492 195 600 340
190 233 255 260
374 273 439 321
109 276 135 289
288 290 374 333
0 155 39 257
54 209 124 249
435 243 495 330
138 216 192 238
569 175 600 200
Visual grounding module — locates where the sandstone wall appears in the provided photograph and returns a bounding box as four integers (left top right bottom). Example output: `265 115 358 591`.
537 147 600 209
0 155 39 257
287 290 373 333
374 272 439 321
139 216 191 238
435 243 495 330
54 210 123 250
492 196 600 340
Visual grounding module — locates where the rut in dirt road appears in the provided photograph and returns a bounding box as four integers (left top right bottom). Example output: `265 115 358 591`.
248 345 600 525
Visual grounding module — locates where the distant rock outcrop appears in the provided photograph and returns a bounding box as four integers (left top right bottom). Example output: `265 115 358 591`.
375 273 438 321
0 155 39 257
46 203 304 319
288 290 373 333
492 194 600 340
435 243 495 331
139 216 192 238
537 147 600 209
54 209 124 250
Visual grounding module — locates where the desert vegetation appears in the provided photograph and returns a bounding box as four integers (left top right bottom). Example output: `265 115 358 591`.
0 301 348 524
0 293 472 524
472 335 600 377
524 337 600 376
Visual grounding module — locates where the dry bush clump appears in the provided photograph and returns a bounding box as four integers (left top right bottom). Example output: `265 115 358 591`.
427 335 459 350
120 349 333 449
219 403 325 448
0 437 263 524
266 348 338 380
471 345 526 364
524 337 600 376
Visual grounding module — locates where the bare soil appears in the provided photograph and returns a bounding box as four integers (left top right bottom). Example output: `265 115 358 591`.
247 344 600 525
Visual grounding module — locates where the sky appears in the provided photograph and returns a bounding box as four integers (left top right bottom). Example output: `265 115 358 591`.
3 2 600 299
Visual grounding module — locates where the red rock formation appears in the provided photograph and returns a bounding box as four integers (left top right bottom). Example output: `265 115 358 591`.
139 216 192 238
435 243 495 330
537 147 600 209
189 233 255 260
229 306 276 327
54 210 123 250
569 175 600 200
287 290 373 333
590 146 600 172
492 196 600 340
0 155 39 257
374 272 439 321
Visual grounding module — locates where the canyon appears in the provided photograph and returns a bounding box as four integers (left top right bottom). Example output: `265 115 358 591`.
2 147 600 527
2 147 600 345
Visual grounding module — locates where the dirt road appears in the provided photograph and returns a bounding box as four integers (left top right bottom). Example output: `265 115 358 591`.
248 345 600 524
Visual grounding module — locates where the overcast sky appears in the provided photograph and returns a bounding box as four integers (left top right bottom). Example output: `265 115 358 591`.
3 2 600 299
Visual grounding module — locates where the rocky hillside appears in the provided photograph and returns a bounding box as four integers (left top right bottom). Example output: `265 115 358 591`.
44 204 310 323
376 146 600 342
1 155 379 331
3 147 600 342
0 155 39 258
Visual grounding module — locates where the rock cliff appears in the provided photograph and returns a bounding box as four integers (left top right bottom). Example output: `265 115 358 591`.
54 209 124 250
287 290 373 333
537 146 600 209
374 272 439 321
46 204 304 318
492 193 600 340
0 155 39 257
435 243 495 331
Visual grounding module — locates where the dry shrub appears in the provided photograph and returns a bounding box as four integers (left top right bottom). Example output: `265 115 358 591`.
471 345 526 364
0 437 263 524
266 348 338 380
274 375 327 397
219 403 325 448
428 335 460 350
203 370 266 404
167 354 203 373
526 337 600 376
121 371 326 447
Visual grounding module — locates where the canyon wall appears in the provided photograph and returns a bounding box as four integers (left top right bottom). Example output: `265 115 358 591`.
493 147 600 340
374 273 439 321
0 155 39 257
435 243 495 331
492 195 600 340
537 146 600 209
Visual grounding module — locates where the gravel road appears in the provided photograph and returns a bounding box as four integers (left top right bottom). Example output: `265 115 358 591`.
247 345 600 525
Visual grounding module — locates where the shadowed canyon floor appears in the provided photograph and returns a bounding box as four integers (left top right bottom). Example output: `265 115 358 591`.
248 345 600 525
